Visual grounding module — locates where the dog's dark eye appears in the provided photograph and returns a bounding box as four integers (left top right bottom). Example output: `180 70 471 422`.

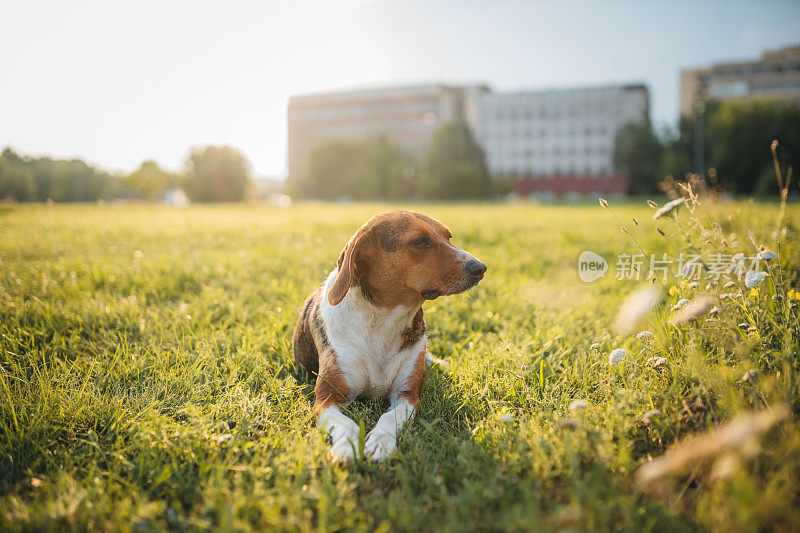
409 238 432 249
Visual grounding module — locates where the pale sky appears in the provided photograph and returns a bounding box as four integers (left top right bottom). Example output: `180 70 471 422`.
2 0 798 177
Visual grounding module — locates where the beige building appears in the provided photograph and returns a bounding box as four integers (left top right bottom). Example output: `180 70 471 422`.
287 84 487 182
681 44 800 116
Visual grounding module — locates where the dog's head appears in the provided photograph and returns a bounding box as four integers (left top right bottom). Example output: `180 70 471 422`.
327 210 486 307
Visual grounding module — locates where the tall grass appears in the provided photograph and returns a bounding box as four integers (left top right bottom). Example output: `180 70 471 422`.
0 199 798 531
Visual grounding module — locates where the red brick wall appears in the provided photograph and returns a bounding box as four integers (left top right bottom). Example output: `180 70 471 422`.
514 174 628 196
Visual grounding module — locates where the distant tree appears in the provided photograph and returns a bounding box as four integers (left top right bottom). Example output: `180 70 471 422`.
183 145 251 202
0 147 119 202
613 121 664 195
659 117 694 182
298 138 414 200
124 160 177 200
0 148 37 201
706 100 800 195
420 121 491 199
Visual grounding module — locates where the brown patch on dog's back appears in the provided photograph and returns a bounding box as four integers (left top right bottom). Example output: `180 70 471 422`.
293 284 329 377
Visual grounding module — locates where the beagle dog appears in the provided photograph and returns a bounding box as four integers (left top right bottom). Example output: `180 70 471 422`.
292 210 486 462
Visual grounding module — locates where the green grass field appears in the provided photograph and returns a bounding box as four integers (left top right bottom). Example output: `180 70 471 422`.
1 200 799 532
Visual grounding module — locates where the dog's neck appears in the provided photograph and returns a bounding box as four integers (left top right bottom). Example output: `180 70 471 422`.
325 268 421 334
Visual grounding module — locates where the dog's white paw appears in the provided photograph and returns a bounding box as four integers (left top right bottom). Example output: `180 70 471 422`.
329 434 359 463
364 430 396 461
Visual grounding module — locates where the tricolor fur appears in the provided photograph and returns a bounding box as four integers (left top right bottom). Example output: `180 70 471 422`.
293 210 486 462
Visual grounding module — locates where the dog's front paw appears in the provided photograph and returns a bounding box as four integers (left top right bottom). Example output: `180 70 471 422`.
364 430 396 461
329 433 360 463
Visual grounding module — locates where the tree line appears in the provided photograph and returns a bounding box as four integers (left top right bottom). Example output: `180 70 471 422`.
0 145 251 203
289 121 499 200
614 100 800 195
3 100 797 202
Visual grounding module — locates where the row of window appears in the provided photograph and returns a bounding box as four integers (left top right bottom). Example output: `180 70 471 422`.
712 62 800 77
752 80 800 91
490 145 611 159
493 166 615 177
482 124 611 140
483 104 633 122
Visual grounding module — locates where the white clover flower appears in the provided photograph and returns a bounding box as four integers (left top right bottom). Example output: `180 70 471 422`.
652 198 685 220
609 348 627 366
499 412 515 423
646 357 667 367
737 322 749 329
636 330 654 340
745 271 768 288
676 298 690 308
590 342 602 350
569 400 589 412
757 249 778 261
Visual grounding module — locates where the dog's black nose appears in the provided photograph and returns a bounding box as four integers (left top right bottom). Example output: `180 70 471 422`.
466 259 487 278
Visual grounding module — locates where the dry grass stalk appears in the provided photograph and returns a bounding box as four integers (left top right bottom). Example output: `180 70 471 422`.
635 405 789 490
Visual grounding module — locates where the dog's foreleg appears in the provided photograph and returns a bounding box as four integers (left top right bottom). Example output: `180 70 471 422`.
314 358 359 463
317 405 361 463
364 397 415 461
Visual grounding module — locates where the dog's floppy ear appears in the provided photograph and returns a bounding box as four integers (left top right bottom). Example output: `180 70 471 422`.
328 222 374 306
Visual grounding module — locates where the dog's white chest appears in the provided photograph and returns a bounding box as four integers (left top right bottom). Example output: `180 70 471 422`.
320 269 424 400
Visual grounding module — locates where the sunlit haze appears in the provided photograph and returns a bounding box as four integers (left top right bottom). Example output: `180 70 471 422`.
2 0 798 176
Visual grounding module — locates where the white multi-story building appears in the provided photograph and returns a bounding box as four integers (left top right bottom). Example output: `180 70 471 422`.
466 84 649 194
287 83 649 195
